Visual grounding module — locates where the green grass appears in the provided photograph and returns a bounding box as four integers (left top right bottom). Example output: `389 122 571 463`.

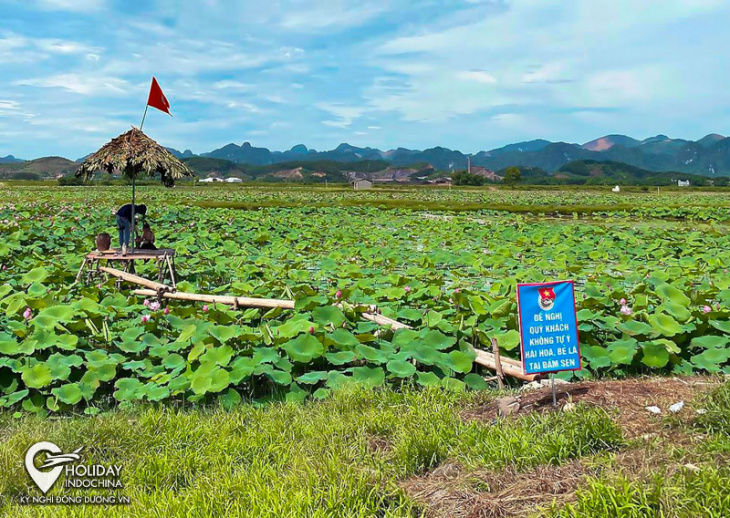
0 387 623 517
553 468 730 518
1 382 729 517
548 381 730 518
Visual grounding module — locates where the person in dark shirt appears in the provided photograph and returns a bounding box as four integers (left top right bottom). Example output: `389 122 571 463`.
116 204 147 249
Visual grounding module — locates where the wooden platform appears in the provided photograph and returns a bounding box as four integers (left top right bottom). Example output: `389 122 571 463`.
76 248 177 288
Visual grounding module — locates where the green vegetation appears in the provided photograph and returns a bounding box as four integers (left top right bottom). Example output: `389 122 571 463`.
503 166 522 188
0 185 729 414
452 170 486 186
555 160 725 186
0 387 623 517
0 184 728 515
183 158 390 183
1 381 728 516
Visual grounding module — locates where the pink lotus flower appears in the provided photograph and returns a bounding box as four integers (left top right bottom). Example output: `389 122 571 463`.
149 301 161 311
620 305 633 316
1 264 6 271
620 298 627 305
23 307 32 320
703 305 712 314
309 326 315 335
202 305 209 312
454 288 461 294
164 307 170 315
143 299 150 307
141 315 150 323
335 290 342 299
404 286 411 293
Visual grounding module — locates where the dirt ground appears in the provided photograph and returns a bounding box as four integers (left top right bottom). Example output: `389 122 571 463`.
403 376 724 518
463 377 719 438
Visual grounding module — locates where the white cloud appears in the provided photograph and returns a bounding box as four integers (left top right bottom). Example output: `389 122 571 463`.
31 0 106 11
522 63 568 84
316 102 366 128
457 70 497 84
0 32 101 64
15 74 130 96
213 80 253 90
0 100 20 111
279 2 388 31
366 0 730 124
35 39 101 55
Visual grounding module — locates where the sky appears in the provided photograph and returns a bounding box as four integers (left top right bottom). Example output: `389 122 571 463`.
1 0 730 159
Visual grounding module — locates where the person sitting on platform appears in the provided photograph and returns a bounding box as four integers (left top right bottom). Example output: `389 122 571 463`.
136 222 157 250
116 203 147 253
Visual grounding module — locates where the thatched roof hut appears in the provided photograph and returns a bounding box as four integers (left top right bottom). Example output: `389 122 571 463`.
76 128 193 187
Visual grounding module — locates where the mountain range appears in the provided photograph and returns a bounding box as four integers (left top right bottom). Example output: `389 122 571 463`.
5 133 730 177
166 133 730 176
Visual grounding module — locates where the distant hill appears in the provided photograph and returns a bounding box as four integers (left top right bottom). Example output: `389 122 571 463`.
582 135 640 151
0 155 23 164
11 132 730 180
484 139 552 155
185 157 390 183
553 160 728 186
167 148 195 159
193 133 730 176
0 157 76 180
182 156 248 177
698 134 726 147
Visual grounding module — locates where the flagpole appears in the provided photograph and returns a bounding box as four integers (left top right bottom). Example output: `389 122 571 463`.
131 100 148 253
139 104 149 132
130 176 136 253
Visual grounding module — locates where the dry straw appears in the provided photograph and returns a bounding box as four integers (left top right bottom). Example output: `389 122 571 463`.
76 127 193 187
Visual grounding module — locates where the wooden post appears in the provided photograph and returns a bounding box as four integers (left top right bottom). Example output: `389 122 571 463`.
74 258 88 284
165 254 176 289
491 337 505 390
473 349 538 382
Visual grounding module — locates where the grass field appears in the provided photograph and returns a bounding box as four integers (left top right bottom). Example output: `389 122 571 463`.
0 184 728 516
0 380 728 517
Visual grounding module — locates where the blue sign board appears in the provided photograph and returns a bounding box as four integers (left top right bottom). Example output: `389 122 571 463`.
517 280 581 375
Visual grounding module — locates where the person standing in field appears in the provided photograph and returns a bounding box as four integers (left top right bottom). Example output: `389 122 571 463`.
116 203 147 251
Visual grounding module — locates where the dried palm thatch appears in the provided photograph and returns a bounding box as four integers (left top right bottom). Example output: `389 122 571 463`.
76 127 193 187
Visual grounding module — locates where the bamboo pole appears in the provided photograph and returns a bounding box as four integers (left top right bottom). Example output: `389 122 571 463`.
133 289 295 309
473 349 538 382
100 267 174 292
360 312 412 330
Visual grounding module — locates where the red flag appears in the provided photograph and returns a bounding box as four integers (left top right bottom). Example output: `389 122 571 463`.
147 77 171 115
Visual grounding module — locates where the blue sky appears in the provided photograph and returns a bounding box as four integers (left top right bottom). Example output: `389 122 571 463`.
1 0 730 159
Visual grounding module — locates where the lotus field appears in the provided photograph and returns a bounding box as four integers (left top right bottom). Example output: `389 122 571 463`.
1 185 730 413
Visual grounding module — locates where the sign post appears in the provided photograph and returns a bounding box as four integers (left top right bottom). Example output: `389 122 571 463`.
517 280 581 405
